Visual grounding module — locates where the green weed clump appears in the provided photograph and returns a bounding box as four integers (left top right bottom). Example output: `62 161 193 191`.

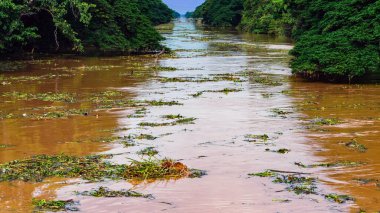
3 92 76 103
245 134 270 143
77 186 152 198
137 147 159 156
139 117 196 127
324 194 354 204
344 139 367 153
32 199 78 212
310 117 341 126
0 154 202 182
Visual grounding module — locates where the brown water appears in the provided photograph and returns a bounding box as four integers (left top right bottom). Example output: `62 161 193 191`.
0 18 379 212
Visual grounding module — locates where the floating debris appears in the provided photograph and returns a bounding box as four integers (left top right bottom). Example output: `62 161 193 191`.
245 134 270 143
0 155 201 182
32 199 79 212
343 139 367 153
77 186 153 199
324 194 354 203
137 147 159 156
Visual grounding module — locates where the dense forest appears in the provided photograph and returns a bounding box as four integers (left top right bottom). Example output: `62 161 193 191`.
192 0 244 27
0 0 176 56
192 0 380 81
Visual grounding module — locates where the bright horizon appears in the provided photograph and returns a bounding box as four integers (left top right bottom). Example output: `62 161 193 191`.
163 0 205 14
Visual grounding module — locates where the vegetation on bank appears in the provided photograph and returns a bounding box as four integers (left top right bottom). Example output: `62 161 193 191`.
191 0 380 81
192 0 244 27
0 0 176 56
287 0 380 81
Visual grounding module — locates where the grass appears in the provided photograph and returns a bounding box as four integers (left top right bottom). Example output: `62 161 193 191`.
32 199 78 212
0 154 201 182
77 186 152 198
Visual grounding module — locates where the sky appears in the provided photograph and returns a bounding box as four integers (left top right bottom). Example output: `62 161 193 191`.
163 0 205 14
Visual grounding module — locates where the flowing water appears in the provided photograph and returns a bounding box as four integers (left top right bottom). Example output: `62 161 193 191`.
0 18 379 212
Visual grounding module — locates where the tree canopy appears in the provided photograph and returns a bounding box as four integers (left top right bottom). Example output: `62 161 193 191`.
0 0 175 56
193 0 244 27
288 0 380 81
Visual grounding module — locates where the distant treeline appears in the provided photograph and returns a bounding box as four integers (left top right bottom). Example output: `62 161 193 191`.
0 0 177 56
192 0 380 82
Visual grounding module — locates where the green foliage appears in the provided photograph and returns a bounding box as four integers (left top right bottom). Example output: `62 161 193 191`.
135 0 177 25
193 0 244 27
239 0 295 36
0 0 174 55
287 0 380 80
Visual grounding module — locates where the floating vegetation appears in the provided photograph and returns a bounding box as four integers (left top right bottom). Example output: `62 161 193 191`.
3 92 77 103
137 147 159 156
135 134 158 140
324 194 354 203
0 144 15 148
77 186 152 198
92 98 182 109
250 170 317 195
343 139 367 153
146 100 182 106
262 93 274 98
295 161 366 168
0 73 73 83
159 75 244 83
191 91 204 98
271 108 292 118
249 170 276 177
0 154 201 182
0 109 90 120
32 199 79 212
127 108 148 118
162 114 184 119
139 117 196 127
310 117 341 126
266 148 290 154
206 88 243 94
152 66 178 71
245 134 270 143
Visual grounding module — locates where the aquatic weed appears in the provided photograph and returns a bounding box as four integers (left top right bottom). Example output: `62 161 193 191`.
343 139 367 153
32 199 79 212
77 186 152 198
324 194 354 203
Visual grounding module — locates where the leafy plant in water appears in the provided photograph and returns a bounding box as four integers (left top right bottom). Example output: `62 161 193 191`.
32 199 79 212
0 154 201 182
245 134 269 143
137 147 159 156
324 194 354 204
344 139 367 153
77 186 152 198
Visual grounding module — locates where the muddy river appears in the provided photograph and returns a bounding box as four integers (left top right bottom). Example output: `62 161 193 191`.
0 18 379 212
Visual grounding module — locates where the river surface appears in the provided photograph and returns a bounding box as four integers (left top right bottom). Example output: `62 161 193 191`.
0 18 379 212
